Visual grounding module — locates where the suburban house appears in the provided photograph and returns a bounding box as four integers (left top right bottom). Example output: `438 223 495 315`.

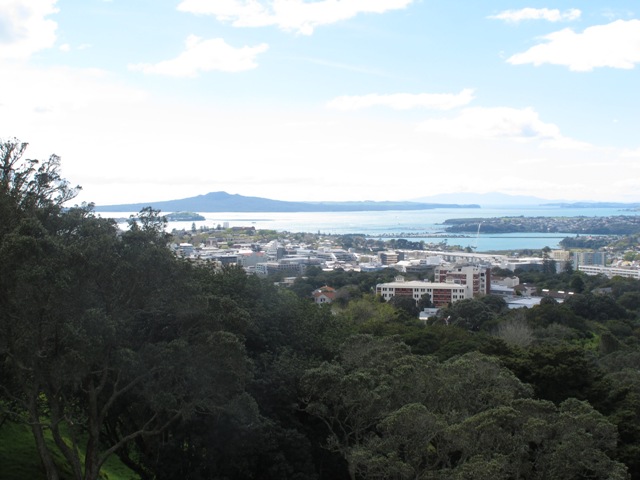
312 286 337 304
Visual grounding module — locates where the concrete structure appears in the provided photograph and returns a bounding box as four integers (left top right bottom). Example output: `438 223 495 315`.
255 262 305 277
176 242 195 257
379 251 400 265
506 297 542 309
499 259 544 272
492 276 520 288
236 251 269 269
422 250 508 265
490 284 516 296
573 251 606 269
316 249 357 263
550 250 571 261
376 276 469 307
578 264 640 279
434 264 491 296
393 259 437 275
419 307 440 321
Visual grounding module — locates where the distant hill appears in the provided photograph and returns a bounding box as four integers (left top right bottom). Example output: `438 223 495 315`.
542 201 640 209
413 192 562 206
93 191 480 213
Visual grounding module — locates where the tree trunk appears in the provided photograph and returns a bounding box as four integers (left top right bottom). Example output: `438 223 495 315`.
347 457 357 480
83 381 102 480
28 396 60 480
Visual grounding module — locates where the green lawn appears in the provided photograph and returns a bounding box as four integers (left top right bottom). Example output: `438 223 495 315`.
0 420 139 480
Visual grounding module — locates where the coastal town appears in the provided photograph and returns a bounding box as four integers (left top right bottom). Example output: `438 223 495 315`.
444 215 640 235
169 215 640 317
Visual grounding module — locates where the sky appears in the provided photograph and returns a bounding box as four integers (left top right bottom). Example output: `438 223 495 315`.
1 0 640 205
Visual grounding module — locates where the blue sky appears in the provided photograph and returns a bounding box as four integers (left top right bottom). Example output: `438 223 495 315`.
2 0 640 205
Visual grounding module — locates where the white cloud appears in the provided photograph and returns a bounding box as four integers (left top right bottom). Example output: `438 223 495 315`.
0 0 58 59
621 147 640 158
417 106 592 150
418 107 559 140
128 36 268 77
508 19 640 71
177 0 415 35
0 62 147 117
489 8 580 23
327 89 475 111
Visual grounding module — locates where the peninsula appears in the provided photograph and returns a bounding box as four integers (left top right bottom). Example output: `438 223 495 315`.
443 215 640 235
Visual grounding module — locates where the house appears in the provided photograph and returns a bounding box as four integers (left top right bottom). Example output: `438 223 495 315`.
313 286 336 304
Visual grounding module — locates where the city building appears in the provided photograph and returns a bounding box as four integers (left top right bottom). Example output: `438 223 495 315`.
550 250 571 261
434 264 491 296
379 251 400 265
573 251 607 269
375 276 470 307
578 264 640 279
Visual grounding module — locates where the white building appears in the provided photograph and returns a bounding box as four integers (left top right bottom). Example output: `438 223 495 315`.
376 276 470 307
434 264 491 296
578 265 640 279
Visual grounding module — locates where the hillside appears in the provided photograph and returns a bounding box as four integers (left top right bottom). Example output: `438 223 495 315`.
93 191 479 212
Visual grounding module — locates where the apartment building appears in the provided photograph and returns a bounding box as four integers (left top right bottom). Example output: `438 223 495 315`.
376 276 469 307
434 265 491 296
573 251 607 269
578 264 640 280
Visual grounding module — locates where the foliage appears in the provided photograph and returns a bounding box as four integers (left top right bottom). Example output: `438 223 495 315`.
435 298 496 331
5 138 640 479
301 335 626 479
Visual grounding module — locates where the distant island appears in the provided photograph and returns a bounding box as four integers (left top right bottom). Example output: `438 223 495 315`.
94 191 480 213
165 212 205 221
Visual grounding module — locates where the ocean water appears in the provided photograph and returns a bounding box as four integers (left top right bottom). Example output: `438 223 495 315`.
100 206 638 252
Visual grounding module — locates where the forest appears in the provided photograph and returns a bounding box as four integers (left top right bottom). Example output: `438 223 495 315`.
2 138 640 480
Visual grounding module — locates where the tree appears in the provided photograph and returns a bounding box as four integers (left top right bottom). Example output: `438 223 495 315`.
494 313 534 348
438 298 495 331
0 138 79 234
506 344 601 404
564 293 629 322
437 398 627 480
300 335 436 480
417 292 434 310
338 294 397 325
479 294 508 314
0 141 253 480
570 273 585 292
388 295 420 317
350 403 446 479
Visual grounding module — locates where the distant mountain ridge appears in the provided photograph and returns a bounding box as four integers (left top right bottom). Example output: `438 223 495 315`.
93 191 480 213
542 201 640 209
412 192 563 206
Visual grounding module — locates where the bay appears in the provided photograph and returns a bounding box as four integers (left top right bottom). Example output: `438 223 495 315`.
99 206 639 252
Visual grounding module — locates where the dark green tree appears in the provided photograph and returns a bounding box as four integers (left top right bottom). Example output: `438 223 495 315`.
0 141 253 480
438 298 495 331
388 295 420 317
417 292 434 310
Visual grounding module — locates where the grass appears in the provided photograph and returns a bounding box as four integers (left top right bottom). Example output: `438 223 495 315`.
0 419 139 480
